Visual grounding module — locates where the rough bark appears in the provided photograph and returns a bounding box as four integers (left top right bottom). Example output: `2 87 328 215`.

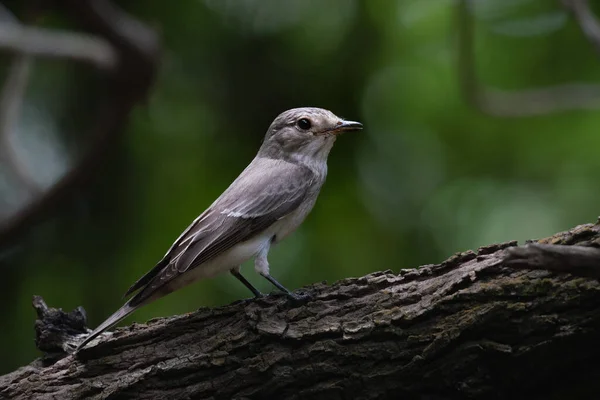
2 222 600 400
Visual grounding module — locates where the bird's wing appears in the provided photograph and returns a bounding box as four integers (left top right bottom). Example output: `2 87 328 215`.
126 158 316 306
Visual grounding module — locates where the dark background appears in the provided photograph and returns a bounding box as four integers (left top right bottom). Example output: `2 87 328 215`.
1 0 600 374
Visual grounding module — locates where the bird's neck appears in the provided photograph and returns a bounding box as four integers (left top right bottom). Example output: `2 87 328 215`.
288 150 329 178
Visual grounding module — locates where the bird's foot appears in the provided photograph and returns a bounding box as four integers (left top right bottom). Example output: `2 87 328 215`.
286 291 312 304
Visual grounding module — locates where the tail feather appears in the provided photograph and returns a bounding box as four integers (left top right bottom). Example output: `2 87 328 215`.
75 303 136 352
123 258 168 298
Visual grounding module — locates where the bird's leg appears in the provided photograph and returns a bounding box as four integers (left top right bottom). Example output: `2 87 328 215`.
254 243 310 302
230 267 262 298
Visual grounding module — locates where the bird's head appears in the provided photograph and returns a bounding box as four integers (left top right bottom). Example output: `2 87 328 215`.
258 107 362 164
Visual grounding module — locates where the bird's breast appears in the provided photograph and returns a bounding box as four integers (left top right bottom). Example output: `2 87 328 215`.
271 162 327 243
271 189 322 243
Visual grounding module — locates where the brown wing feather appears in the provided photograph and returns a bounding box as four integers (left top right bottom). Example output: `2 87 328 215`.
128 159 314 307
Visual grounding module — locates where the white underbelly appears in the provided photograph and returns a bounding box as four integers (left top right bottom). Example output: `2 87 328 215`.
167 192 320 289
271 196 318 243
217 234 272 269
172 232 271 287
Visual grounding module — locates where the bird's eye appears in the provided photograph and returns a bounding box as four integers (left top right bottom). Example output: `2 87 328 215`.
297 118 312 130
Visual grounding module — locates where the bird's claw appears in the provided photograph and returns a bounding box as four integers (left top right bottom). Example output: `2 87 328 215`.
287 291 312 304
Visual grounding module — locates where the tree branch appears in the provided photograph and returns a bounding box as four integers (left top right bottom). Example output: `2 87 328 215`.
2 222 600 399
0 3 41 197
505 244 600 278
0 25 117 70
0 51 40 196
0 0 160 244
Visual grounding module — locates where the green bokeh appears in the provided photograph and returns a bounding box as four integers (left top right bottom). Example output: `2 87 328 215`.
1 0 600 373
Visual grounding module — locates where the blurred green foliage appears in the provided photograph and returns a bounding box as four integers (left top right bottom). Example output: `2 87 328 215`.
2 0 600 373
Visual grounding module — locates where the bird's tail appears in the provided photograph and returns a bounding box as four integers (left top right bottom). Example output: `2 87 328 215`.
75 302 137 352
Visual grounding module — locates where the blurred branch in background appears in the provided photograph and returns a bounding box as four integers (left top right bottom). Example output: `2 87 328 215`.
0 0 160 245
564 0 600 54
0 43 38 196
0 24 117 70
0 3 38 208
458 0 600 116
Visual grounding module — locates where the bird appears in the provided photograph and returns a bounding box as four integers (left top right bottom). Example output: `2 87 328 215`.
75 107 362 351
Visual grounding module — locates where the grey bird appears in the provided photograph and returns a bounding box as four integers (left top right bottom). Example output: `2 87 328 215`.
76 107 362 351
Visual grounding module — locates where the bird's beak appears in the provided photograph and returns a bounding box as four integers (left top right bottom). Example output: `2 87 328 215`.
329 120 363 135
